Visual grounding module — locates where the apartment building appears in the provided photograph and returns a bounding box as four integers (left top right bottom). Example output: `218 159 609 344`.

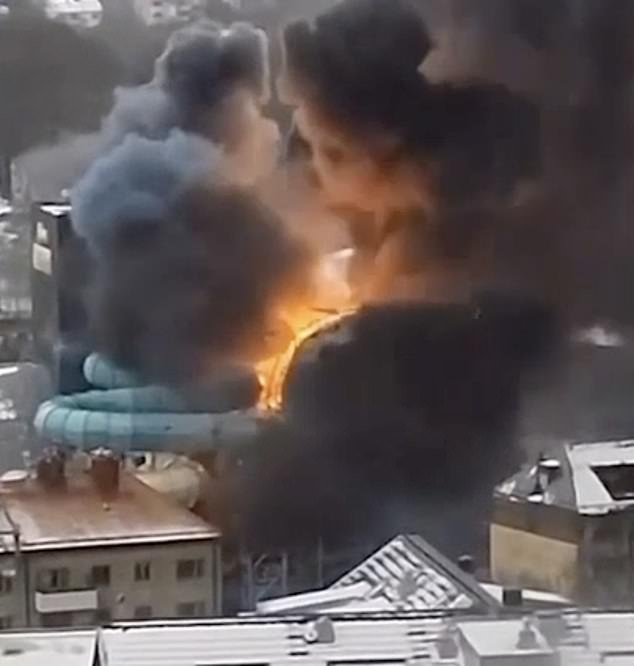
0 448 221 629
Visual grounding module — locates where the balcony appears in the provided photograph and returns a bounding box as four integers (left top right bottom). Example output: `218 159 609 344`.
35 589 98 614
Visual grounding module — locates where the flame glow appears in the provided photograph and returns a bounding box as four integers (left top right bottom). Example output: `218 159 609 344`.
256 248 359 411
256 306 357 411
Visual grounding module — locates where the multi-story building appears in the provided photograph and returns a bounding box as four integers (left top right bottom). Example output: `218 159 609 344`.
132 0 204 26
491 439 634 605
0 448 221 629
38 0 103 29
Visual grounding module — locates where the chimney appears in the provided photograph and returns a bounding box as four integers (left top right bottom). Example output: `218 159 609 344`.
36 448 66 490
457 554 475 575
503 588 524 607
516 617 540 650
90 448 120 498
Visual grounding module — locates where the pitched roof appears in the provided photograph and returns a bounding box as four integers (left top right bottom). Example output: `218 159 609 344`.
329 534 497 612
258 535 497 615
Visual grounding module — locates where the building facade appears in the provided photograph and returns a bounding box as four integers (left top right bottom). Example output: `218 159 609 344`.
0 449 221 629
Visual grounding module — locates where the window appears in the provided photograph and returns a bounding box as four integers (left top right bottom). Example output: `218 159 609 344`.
134 561 151 582
593 465 634 500
0 615 12 629
37 568 69 592
41 611 72 628
95 608 112 623
0 574 12 595
176 558 204 580
90 565 111 587
176 601 205 617
133 605 152 619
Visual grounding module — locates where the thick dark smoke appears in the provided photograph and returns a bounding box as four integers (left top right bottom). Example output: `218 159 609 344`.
231 0 634 564
71 23 308 383
281 0 539 218
412 0 634 329
281 0 634 329
238 297 557 557
0 8 121 194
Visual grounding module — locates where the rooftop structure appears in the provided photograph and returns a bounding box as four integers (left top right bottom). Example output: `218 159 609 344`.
492 440 634 605
40 0 103 29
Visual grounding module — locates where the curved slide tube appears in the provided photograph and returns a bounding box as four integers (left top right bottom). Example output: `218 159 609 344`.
34 354 262 453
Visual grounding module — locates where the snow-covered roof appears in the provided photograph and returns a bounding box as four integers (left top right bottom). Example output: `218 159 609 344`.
566 439 634 514
495 438 634 516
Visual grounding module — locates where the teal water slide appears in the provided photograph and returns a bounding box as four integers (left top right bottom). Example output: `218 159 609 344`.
34 354 262 453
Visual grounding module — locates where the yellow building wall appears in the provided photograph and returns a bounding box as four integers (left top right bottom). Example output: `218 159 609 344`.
490 523 579 599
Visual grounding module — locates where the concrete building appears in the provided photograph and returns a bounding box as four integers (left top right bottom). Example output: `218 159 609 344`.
491 440 634 605
132 0 204 25
38 0 103 29
0 449 221 629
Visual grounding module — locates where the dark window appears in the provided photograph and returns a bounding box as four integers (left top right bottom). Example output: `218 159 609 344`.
37 568 69 592
133 605 152 619
593 465 634 500
95 607 111 623
176 601 205 617
91 565 111 587
41 611 73 628
0 574 13 595
176 559 204 580
134 561 151 582
0 615 12 629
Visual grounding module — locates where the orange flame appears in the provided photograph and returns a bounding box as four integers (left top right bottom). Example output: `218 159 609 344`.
256 306 357 411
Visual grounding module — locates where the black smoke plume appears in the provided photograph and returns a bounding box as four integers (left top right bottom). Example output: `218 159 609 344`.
281 0 539 218
0 8 121 194
71 23 308 383
283 0 634 329
237 296 557 556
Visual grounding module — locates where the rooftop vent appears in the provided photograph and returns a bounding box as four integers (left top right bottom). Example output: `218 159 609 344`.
517 617 539 650
436 623 459 659
503 588 523 607
36 448 66 490
0 469 28 486
90 448 120 498
303 617 335 644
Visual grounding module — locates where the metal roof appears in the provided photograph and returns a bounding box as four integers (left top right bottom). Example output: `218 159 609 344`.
0 467 219 551
93 610 634 666
97 614 446 666
0 629 95 666
329 534 497 612
0 610 630 665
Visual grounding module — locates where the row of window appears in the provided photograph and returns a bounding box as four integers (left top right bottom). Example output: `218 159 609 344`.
35 600 207 628
36 558 206 592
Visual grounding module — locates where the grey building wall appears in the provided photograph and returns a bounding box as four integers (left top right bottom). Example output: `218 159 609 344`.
0 539 221 628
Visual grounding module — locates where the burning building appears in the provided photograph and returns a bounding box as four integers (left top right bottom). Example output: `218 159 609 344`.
26 0 634 585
